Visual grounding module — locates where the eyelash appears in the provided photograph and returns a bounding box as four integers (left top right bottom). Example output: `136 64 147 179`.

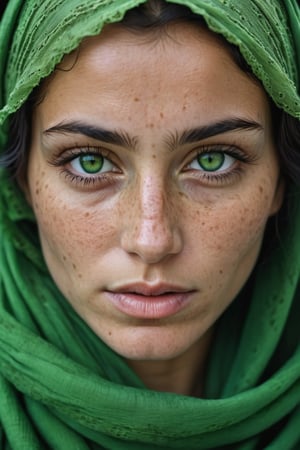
184 145 257 184
49 144 256 188
49 146 119 187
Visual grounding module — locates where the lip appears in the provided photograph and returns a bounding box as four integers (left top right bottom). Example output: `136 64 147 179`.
105 282 195 319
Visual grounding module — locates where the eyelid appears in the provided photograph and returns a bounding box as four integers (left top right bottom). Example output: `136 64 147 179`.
48 145 114 165
181 144 258 186
47 145 126 181
70 153 115 176
186 144 258 166
48 145 123 190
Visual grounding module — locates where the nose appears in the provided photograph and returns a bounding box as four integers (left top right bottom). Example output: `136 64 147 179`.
121 176 183 264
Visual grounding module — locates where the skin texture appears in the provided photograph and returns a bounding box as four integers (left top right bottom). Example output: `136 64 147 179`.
25 23 284 396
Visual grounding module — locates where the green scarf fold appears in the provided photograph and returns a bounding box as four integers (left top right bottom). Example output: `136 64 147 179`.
0 0 299 448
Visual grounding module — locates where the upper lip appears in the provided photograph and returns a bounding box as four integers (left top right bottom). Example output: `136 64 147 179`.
108 282 193 296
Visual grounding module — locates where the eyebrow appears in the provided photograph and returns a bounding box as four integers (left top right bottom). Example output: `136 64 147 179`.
172 118 263 148
44 121 138 150
43 118 263 151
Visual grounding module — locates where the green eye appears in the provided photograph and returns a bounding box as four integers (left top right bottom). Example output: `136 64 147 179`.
70 151 115 176
79 154 104 174
197 152 225 172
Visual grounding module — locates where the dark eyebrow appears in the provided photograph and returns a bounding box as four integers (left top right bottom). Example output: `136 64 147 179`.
44 121 138 150
166 118 263 150
44 117 262 151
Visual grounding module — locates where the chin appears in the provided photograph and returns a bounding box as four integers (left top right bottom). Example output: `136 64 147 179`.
101 327 200 362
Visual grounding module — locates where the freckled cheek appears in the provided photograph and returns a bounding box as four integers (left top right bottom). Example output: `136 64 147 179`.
185 191 274 257
223 205 268 250
31 186 118 269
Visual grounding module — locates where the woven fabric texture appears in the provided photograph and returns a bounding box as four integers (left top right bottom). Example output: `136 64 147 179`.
0 1 299 448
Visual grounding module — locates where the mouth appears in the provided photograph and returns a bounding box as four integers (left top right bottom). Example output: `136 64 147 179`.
105 283 195 319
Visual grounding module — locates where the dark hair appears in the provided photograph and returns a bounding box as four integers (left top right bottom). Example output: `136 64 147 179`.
1 0 300 185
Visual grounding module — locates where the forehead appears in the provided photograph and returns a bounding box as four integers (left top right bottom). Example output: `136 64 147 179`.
38 22 270 131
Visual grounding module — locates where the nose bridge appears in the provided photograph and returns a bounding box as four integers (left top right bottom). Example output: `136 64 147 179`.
121 173 182 263
136 174 173 248
140 175 166 221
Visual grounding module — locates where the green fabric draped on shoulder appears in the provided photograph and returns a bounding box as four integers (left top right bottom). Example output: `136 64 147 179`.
0 0 299 448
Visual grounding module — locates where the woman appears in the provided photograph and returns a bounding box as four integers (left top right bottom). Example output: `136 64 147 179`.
0 0 299 448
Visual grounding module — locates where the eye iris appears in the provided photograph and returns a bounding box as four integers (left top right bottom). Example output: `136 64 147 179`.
198 152 225 171
79 154 103 174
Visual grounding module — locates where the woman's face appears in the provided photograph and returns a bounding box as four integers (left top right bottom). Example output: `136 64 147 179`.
26 23 283 362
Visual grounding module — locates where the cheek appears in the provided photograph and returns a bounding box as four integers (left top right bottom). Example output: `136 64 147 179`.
30 179 118 281
186 183 276 263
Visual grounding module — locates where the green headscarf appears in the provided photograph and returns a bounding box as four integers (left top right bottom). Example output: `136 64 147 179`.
0 0 299 449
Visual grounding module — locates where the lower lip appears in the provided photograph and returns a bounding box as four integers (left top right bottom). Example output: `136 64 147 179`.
105 292 193 319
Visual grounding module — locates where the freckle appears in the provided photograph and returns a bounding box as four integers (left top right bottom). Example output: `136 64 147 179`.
152 154 156 159
160 112 164 119
108 331 112 336
151 143 155 148
259 185 263 193
78 273 82 279
35 189 39 195
201 222 206 226
84 212 90 217
62 255 67 261
182 105 187 111
219 269 223 274
134 97 140 102
72 263 77 270
44 184 48 190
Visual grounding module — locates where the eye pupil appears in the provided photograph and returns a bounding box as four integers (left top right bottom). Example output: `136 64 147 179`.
79 154 103 174
197 152 225 171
